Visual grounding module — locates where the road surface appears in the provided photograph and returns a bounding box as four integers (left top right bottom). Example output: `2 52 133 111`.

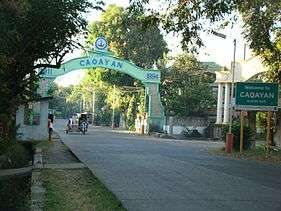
55 119 281 211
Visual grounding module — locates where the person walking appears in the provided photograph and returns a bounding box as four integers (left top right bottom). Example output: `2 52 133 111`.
48 115 54 141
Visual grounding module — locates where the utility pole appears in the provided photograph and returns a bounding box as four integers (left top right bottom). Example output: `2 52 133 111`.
243 43 247 60
111 85 116 129
92 90 95 125
225 39 236 153
80 98 82 113
240 111 244 153
229 38 236 134
82 95 86 112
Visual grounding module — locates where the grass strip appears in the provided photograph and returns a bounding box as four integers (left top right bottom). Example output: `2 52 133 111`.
211 146 281 164
42 169 126 211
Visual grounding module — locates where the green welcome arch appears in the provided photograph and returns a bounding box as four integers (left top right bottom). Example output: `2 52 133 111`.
41 38 165 130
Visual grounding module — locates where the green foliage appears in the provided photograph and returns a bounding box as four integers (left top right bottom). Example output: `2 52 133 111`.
148 124 163 133
130 0 281 81
126 95 137 130
42 169 126 211
87 4 168 68
182 128 202 138
161 53 216 117
0 142 31 169
256 112 267 134
222 121 254 151
49 84 80 118
82 5 167 129
0 175 31 210
0 0 102 140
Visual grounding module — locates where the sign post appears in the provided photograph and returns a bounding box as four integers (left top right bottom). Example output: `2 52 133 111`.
235 82 279 111
235 82 279 152
240 111 244 153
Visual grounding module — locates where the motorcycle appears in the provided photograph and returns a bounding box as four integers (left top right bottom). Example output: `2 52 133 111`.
80 121 88 135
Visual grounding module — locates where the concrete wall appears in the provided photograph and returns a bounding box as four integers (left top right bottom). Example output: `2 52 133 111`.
163 116 211 135
16 101 49 141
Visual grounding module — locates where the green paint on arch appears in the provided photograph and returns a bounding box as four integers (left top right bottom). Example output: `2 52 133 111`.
41 43 164 130
41 50 160 84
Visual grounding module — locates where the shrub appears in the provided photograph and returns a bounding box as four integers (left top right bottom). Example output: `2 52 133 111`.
182 128 202 138
222 121 254 150
149 124 163 133
0 142 31 169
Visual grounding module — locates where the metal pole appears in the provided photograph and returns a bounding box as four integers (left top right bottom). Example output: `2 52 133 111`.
243 43 246 60
82 95 86 112
229 39 236 134
111 85 116 129
240 111 244 153
92 90 95 125
80 98 82 113
267 111 272 146
266 111 272 158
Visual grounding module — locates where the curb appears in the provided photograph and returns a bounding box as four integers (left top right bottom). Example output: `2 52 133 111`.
30 136 86 211
31 147 44 211
0 166 32 178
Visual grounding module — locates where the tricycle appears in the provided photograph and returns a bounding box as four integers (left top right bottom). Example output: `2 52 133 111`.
65 114 88 134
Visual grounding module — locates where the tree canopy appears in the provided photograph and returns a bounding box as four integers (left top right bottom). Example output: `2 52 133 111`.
161 53 216 117
75 4 168 129
87 4 168 69
86 4 168 88
48 84 80 119
0 0 102 140
130 0 281 81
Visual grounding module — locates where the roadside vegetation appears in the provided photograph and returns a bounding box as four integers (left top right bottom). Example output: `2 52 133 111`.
36 138 126 211
0 141 33 210
222 121 254 151
213 145 281 164
0 175 31 210
42 169 126 211
0 141 32 169
0 0 280 208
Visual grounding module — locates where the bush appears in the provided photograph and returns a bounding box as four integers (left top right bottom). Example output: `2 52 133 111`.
149 124 163 133
182 128 202 138
0 142 31 169
222 121 254 150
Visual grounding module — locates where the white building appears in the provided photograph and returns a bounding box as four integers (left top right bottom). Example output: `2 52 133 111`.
16 98 51 140
16 79 53 141
215 56 267 124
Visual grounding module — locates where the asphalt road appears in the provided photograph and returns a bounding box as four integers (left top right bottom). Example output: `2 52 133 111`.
55 119 281 211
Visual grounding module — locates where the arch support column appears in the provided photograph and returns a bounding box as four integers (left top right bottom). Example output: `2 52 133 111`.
144 83 165 131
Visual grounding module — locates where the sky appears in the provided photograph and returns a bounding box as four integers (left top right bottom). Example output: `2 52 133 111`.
55 0 251 87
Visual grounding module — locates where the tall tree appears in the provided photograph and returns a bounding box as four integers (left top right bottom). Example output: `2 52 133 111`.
87 4 168 88
48 84 80 119
0 0 102 140
130 0 281 144
130 0 281 80
88 4 168 69
84 4 168 128
161 53 216 117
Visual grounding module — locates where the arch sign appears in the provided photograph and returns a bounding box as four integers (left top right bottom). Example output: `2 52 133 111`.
41 37 165 130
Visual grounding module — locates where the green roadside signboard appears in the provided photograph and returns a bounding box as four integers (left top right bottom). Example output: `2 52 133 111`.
235 82 279 111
